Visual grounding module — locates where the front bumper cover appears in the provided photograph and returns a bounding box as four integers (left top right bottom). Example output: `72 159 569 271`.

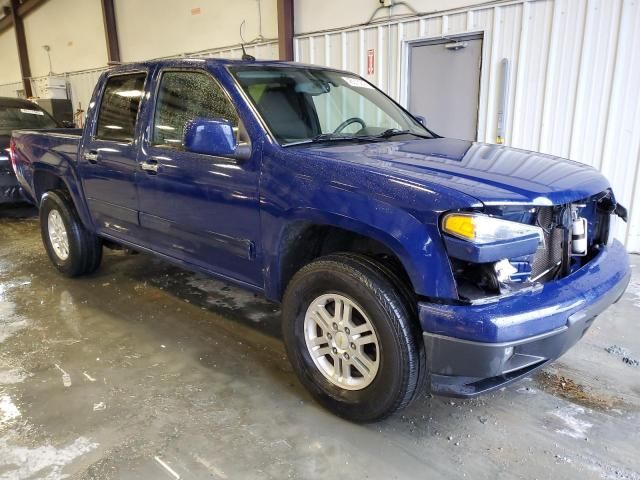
419 240 631 396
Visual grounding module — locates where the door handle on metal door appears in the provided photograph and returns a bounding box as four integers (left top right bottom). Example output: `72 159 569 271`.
84 151 99 163
140 160 159 174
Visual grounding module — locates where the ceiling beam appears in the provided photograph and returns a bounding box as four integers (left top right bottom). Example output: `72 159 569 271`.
0 10 13 34
277 0 294 61
16 0 47 17
101 0 120 63
10 0 32 97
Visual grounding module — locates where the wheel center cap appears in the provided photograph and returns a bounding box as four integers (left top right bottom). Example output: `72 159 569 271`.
334 331 349 350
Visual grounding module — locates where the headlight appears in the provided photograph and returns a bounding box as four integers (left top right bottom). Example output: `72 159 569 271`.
442 212 543 244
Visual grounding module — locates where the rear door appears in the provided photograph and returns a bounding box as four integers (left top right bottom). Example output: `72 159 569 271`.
136 68 262 287
79 71 148 241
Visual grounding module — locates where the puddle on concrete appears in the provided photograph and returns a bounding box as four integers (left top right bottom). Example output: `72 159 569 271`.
549 404 593 439
0 369 30 385
0 435 98 480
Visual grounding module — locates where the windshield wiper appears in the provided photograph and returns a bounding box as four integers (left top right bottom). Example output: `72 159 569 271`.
283 130 428 147
311 133 373 142
375 128 430 139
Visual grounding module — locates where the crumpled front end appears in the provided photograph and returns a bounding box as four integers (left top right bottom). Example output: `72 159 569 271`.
420 189 631 396
442 190 624 303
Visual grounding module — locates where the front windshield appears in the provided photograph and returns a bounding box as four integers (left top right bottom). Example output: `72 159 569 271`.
230 66 430 145
0 104 58 135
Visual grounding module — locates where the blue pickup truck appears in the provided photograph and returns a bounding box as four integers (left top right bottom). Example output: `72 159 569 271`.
10 58 630 421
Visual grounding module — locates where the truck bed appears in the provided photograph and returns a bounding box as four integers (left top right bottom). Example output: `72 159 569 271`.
11 128 83 204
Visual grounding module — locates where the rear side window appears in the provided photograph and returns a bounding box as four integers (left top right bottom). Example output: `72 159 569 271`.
95 73 147 142
152 70 239 148
0 105 58 134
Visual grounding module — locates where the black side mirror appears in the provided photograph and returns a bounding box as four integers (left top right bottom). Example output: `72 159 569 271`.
61 120 75 128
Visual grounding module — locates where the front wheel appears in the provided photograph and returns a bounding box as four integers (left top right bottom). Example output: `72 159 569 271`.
282 253 425 422
39 190 102 277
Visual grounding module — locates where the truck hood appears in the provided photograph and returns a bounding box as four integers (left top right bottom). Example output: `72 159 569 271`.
298 138 610 206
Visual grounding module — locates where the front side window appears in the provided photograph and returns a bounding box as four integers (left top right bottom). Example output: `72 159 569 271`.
95 73 147 142
231 67 429 145
152 70 239 149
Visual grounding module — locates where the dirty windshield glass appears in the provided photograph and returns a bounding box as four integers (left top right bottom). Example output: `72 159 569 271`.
230 67 429 145
0 105 58 135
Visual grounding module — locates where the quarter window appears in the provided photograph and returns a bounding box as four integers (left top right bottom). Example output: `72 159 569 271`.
95 73 146 142
152 71 239 148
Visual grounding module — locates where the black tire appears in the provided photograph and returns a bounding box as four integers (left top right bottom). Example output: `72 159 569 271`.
39 189 102 277
282 253 425 422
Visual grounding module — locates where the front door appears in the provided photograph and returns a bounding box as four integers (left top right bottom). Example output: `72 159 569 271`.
136 68 262 288
408 35 483 141
80 71 148 241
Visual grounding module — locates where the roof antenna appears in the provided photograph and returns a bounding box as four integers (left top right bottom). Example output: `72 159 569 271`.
239 20 256 61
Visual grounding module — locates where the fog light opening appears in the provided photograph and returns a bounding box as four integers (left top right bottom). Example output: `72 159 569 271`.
503 346 515 361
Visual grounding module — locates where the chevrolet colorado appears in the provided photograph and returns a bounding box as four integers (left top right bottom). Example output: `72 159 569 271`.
10 59 630 421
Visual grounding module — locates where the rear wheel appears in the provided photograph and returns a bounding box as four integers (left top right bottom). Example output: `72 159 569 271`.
40 190 102 276
282 253 425 422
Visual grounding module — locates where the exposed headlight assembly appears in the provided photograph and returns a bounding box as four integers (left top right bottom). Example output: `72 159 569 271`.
441 212 544 264
442 213 543 245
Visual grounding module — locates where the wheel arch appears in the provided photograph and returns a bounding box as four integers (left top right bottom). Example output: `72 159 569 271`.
263 209 457 302
32 166 94 230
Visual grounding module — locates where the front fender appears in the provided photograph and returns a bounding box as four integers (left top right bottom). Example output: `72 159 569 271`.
262 205 457 302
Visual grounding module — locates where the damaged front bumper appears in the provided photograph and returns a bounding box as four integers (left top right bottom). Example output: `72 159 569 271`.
419 239 631 397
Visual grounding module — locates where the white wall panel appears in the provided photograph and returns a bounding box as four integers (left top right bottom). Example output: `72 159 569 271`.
23 0 108 77
601 0 640 248
294 0 640 252
0 82 23 98
114 0 277 62
0 28 21 86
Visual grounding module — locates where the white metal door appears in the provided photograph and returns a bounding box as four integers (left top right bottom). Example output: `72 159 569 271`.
408 36 483 141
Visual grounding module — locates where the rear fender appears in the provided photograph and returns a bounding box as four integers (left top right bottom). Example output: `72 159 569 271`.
31 161 94 231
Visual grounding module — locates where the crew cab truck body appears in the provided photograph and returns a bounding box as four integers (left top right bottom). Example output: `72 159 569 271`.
10 59 631 421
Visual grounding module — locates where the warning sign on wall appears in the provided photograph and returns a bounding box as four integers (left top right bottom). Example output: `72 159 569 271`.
367 49 375 75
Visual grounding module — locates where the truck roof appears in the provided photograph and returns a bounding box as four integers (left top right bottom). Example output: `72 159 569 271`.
107 57 348 74
0 97 40 108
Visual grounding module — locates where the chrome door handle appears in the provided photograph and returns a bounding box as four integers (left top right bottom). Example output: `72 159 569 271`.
84 151 99 163
140 161 159 174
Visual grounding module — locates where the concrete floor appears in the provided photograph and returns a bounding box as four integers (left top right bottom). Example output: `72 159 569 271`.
1 205 639 480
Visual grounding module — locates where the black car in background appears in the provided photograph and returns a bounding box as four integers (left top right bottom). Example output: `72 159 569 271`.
1 97 60 204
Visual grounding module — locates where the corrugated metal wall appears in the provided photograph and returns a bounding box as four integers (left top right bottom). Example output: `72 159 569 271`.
294 0 640 252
